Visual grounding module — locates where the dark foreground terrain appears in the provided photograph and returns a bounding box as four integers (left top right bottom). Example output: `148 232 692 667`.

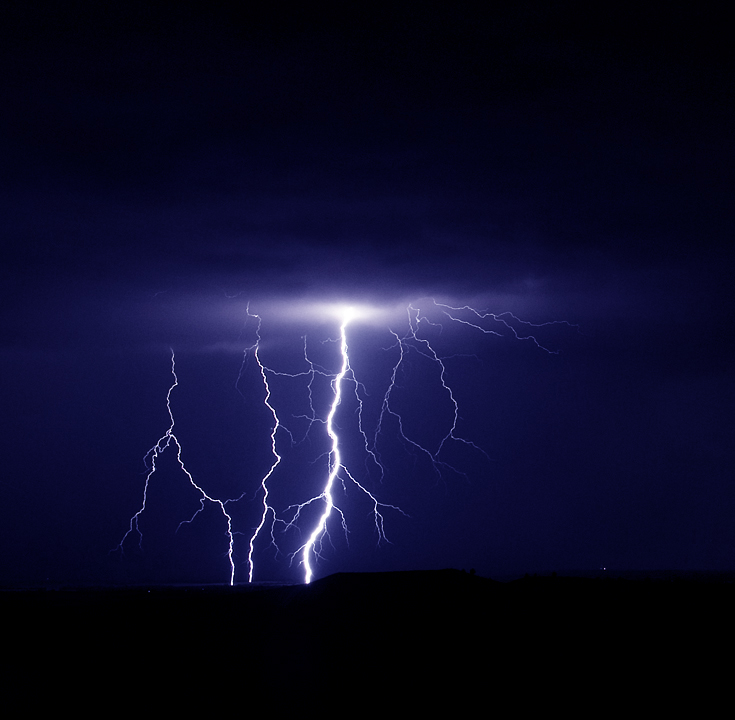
3 570 732 707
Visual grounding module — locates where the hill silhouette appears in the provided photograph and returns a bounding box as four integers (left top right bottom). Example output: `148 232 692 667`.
3 569 729 706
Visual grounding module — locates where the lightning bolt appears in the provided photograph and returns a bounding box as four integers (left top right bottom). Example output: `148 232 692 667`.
114 349 236 584
245 307 405 584
298 311 351 583
116 296 574 585
238 306 290 583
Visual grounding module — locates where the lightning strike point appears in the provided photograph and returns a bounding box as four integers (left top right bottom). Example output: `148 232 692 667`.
300 313 352 584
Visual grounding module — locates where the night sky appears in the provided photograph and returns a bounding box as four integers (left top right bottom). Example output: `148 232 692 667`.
1 3 733 587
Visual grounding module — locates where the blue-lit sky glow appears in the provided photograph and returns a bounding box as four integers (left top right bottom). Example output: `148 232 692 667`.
1 4 733 586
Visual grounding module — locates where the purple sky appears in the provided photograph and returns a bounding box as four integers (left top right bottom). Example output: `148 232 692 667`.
1 3 733 586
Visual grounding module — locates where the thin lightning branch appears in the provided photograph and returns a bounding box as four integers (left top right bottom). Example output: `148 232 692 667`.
349 370 386 480
369 305 491 482
241 311 283 583
407 304 490 461
289 335 333 437
431 300 579 353
114 349 236 584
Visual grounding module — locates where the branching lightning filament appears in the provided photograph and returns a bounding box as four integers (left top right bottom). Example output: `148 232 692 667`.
114 349 236 584
115 298 573 585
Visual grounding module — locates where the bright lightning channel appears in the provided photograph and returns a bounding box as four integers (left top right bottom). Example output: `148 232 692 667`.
299 310 351 584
